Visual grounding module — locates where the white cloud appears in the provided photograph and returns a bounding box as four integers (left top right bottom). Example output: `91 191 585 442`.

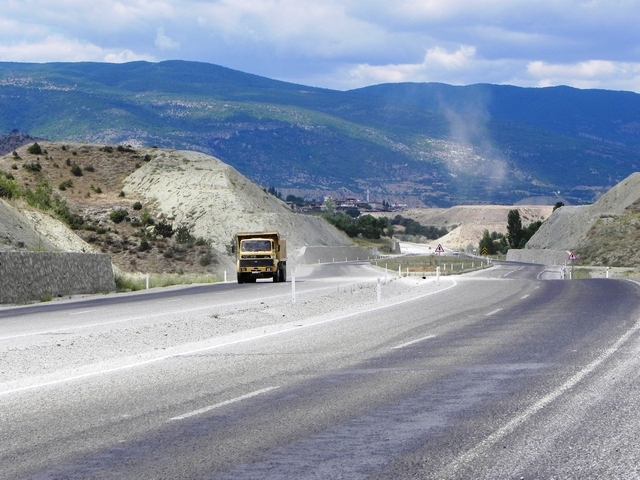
0 35 153 63
0 0 640 92
527 59 640 91
346 45 477 85
155 27 180 50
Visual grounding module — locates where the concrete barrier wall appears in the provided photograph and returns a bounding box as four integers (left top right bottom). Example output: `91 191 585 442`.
506 248 570 266
293 246 375 265
0 252 115 304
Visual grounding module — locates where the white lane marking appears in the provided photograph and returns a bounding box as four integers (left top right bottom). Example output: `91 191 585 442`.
440 315 640 477
521 294 530 299
485 308 503 316
0 279 459 396
503 266 525 277
69 309 97 315
392 335 436 350
170 386 279 421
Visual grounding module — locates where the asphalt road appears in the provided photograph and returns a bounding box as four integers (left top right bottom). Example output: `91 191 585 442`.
2 262 640 479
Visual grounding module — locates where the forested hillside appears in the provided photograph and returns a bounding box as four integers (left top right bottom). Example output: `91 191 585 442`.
1 61 639 206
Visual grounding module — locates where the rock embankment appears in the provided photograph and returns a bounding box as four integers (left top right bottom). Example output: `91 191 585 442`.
514 172 640 266
122 150 353 258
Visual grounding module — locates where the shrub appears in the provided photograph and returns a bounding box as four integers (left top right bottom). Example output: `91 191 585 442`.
138 239 152 252
85 165 95 172
109 209 129 224
27 142 42 155
154 220 174 238
0 177 19 199
11 164 18 170
141 211 154 226
132 201 143 210
118 190 125 197
24 181 54 210
22 162 42 173
175 225 195 244
59 179 74 191
199 250 213 266
70 164 83 176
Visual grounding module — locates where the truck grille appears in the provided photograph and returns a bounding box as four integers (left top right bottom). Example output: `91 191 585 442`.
239 259 274 267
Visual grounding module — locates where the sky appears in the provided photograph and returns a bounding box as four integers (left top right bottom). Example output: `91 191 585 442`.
1 0 640 92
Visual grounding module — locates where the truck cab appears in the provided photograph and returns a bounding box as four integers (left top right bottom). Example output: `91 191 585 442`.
235 231 287 283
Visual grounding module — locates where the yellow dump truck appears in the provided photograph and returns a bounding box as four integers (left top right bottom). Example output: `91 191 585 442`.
234 231 287 284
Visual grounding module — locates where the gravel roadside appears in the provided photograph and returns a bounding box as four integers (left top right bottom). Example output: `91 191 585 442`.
0 273 457 388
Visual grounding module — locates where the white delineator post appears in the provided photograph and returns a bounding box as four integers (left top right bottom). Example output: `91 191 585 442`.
377 277 381 302
146 274 150 290
291 275 296 303
436 266 440 284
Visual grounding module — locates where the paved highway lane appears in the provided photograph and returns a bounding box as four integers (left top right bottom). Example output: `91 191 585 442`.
3 263 640 478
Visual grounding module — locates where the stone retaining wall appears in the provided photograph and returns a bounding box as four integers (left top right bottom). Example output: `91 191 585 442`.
0 252 115 304
506 248 570 266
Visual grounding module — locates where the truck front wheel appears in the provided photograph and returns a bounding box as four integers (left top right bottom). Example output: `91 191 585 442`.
273 269 280 283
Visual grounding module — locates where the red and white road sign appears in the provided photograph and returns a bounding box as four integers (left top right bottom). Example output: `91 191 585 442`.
568 251 578 261
435 244 445 254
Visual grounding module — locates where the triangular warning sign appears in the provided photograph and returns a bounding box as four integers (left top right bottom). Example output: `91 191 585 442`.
435 244 445 254
568 251 578 261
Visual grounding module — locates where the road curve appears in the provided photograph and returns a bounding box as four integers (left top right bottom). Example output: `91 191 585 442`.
2 262 640 479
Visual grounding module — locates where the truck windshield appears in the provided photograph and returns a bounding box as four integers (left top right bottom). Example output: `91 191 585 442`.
241 240 272 252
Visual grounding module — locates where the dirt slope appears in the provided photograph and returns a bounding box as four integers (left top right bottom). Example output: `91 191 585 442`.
377 205 553 250
0 142 352 275
122 149 352 256
523 172 640 266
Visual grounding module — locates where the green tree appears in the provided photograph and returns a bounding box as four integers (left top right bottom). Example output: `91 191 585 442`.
553 201 564 211
345 207 360 218
507 209 523 249
521 220 543 247
356 214 383 239
27 142 42 155
479 230 497 255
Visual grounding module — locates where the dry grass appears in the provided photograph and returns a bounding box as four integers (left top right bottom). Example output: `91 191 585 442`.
0 142 221 276
576 211 640 267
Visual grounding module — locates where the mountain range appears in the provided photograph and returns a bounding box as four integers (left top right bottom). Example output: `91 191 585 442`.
1 60 639 206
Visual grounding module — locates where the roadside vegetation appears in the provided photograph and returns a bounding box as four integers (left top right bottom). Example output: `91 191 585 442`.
1 142 218 277
478 209 543 254
379 255 487 276
114 272 220 292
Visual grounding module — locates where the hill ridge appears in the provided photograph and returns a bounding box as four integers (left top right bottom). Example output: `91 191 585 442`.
1 60 640 206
